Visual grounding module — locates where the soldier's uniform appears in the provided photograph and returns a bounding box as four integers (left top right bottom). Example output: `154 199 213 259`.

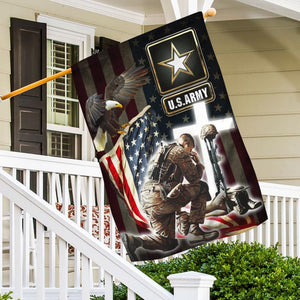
138 142 211 251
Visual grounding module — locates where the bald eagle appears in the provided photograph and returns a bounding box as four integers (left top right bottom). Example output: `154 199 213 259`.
85 65 148 151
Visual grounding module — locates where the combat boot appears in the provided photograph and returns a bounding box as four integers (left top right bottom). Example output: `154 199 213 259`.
176 211 190 236
228 186 251 215
187 224 219 244
231 186 262 214
234 192 248 215
121 233 142 261
247 198 262 210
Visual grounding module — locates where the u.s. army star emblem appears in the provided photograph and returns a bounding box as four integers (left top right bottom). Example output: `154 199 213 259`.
146 28 208 95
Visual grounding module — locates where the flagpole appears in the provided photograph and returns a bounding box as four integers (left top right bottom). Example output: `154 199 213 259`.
0 68 72 102
0 8 216 102
203 8 216 19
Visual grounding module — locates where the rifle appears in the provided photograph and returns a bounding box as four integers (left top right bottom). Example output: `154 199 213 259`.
201 124 235 212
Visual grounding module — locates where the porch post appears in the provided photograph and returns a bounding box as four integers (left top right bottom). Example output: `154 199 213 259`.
168 271 216 300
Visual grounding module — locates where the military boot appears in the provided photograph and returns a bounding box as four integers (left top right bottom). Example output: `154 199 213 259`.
234 191 249 215
187 224 219 244
247 198 262 210
121 233 142 261
176 211 190 236
231 186 262 214
228 186 250 215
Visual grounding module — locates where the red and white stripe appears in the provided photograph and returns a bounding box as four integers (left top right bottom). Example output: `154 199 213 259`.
72 42 150 234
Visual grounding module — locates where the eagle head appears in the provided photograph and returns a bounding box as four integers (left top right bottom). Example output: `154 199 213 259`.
105 100 123 111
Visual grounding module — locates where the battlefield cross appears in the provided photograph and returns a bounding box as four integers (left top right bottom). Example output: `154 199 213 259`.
173 101 235 196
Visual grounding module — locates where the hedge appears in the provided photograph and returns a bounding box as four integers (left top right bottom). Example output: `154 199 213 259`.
91 241 300 299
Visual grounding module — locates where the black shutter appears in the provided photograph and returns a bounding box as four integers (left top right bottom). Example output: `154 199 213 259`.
10 18 47 155
95 36 119 52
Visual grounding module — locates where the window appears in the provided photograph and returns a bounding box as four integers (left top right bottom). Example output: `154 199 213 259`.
47 39 81 159
47 40 79 127
37 14 95 160
48 131 81 158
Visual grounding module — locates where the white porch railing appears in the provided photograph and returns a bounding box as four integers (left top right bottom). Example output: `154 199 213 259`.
0 168 174 300
0 150 218 300
220 181 300 258
0 150 299 298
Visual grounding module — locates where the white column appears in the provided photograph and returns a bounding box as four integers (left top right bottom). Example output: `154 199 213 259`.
168 271 216 300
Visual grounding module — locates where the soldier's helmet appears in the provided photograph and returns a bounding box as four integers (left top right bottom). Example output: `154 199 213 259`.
200 124 218 140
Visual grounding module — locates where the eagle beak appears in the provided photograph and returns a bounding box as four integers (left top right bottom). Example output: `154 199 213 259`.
117 103 123 109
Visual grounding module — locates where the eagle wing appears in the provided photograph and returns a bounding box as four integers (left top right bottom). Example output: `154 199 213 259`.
85 93 106 138
105 65 148 106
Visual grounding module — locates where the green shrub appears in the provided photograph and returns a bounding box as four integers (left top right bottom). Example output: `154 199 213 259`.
0 291 20 300
91 242 300 299
137 242 300 299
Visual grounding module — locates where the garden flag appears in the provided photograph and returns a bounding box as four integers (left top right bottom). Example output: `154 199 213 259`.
72 11 268 261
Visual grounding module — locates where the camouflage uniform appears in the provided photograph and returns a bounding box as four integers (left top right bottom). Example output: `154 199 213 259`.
139 143 210 251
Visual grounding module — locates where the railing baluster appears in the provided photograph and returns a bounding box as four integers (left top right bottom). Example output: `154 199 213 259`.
82 254 91 300
240 232 246 242
74 249 81 288
48 173 56 288
70 175 75 205
96 177 105 285
62 174 69 216
81 176 88 205
48 231 56 288
127 287 136 300
74 175 81 225
257 218 263 244
87 176 94 235
265 195 271 247
36 221 45 300
37 171 45 300
87 176 94 287
288 197 294 257
23 170 30 287
297 196 300 257
121 239 127 259
249 227 254 243
55 173 63 205
14 205 23 299
281 197 286 256
273 196 278 246
104 271 113 300
97 177 105 244
9 200 15 288
49 172 57 206
110 209 116 252
59 237 68 300
74 175 81 287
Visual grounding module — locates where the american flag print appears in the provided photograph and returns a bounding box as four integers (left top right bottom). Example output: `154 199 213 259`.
71 11 268 260
99 106 160 230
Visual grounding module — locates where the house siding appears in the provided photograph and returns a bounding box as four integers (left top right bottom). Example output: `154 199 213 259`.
0 0 143 153
1 2 299 186
205 17 300 186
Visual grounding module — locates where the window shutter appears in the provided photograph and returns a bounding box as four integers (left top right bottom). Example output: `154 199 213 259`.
10 18 47 155
95 36 119 52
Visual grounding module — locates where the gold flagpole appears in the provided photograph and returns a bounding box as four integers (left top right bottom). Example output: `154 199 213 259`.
0 68 72 101
0 8 216 102
203 8 216 19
